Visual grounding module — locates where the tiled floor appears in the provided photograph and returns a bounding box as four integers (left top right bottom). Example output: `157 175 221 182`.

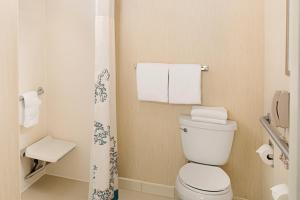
21 175 173 200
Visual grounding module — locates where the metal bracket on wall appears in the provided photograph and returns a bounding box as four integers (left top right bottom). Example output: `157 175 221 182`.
24 159 48 180
20 149 49 180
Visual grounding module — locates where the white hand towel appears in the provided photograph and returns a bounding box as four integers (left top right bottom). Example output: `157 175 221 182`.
136 63 169 103
191 116 227 125
191 106 228 120
22 91 41 128
169 64 201 104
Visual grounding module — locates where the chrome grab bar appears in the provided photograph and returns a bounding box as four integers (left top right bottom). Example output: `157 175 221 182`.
260 115 289 159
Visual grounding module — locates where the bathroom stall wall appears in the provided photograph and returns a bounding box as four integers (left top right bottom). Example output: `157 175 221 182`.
116 0 264 199
45 0 95 182
263 0 289 199
18 0 48 191
0 0 20 199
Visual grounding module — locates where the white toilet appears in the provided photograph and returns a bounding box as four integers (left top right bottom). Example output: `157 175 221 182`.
176 115 237 200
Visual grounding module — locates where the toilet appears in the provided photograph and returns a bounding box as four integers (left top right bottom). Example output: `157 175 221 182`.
176 115 237 200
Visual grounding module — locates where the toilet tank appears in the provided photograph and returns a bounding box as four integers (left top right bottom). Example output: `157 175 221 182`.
179 115 237 166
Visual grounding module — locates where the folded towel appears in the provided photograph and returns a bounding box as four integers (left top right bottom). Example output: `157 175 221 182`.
191 106 228 120
169 64 201 104
136 63 169 103
191 116 227 125
22 91 41 128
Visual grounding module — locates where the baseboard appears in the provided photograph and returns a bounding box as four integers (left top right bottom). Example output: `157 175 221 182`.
119 177 248 200
21 170 46 193
233 197 248 200
23 172 248 200
119 177 175 198
45 172 89 183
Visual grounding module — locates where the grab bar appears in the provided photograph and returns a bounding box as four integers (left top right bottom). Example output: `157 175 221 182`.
260 115 289 159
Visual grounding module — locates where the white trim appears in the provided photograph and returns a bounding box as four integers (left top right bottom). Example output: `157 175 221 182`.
22 174 248 199
233 198 248 200
119 177 247 200
45 172 89 183
21 170 46 193
288 0 300 199
119 177 142 192
119 177 175 198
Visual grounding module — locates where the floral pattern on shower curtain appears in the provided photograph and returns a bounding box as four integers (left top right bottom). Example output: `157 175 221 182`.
89 0 118 199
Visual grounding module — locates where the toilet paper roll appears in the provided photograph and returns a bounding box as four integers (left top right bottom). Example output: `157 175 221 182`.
256 144 274 166
271 184 288 200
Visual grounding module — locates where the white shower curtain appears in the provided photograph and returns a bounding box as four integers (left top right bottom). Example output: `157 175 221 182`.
89 0 118 199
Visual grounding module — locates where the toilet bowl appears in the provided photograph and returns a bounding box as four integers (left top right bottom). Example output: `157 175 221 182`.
176 163 232 200
175 115 237 200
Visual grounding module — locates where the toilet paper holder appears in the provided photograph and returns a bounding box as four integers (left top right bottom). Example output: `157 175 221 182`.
267 141 274 161
256 144 274 167
267 153 274 160
271 184 288 200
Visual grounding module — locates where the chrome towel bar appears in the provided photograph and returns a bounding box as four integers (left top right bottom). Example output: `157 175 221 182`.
134 65 209 71
19 87 44 102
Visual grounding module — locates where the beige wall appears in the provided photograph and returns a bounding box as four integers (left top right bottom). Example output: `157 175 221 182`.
19 0 47 150
116 0 264 199
0 0 20 199
262 0 289 199
18 0 48 191
18 0 94 185
45 0 94 182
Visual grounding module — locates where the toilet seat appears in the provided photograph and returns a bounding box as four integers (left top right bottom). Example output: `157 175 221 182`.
176 163 232 200
178 176 230 195
179 163 231 193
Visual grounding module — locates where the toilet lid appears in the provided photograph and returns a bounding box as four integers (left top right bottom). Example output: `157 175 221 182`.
179 163 230 192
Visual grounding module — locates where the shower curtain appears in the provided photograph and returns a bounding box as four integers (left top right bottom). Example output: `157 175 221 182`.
89 0 118 199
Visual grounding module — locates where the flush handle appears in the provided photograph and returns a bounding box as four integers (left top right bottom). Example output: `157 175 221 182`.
180 128 188 133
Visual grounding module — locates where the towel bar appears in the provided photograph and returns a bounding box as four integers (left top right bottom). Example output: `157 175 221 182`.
134 65 209 71
201 65 209 71
19 87 44 102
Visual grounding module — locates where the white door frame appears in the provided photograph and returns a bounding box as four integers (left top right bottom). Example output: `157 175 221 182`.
288 0 300 198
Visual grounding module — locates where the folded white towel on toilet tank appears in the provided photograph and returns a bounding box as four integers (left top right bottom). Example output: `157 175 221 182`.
191 106 228 124
191 116 227 125
21 91 41 128
191 106 228 119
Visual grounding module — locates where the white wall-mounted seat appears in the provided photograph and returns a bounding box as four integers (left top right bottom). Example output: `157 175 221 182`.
25 136 76 163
